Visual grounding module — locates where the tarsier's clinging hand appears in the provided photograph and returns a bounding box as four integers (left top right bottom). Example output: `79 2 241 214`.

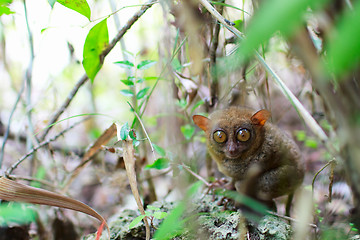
193 107 304 206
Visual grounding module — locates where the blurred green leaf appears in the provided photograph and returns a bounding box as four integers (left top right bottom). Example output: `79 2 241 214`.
153 211 168 220
137 60 156 70
83 19 109 82
171 58 183 71
129 130 137 140
120 89 134 97
237 0 328 59
133 140 140 147
144 76 158 81
325 0 360 77
295 130 306 142
190 100 205 114
136 87 150 100
121 79 135 86
176 99 187 109
136 77 145 84
145 158 170 170
115 60 134 69
181 124 195 140
57 0 91 20
0 203 36 225
153 202 185 240
129 214 145 229
0 0 14 16
48 0 56 8
120 122 130 140
153 144 166 157
147 206 160 211
305 139 318 149
233 19 244 32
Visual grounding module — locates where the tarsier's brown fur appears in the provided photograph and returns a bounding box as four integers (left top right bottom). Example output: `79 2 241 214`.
193 107 304 206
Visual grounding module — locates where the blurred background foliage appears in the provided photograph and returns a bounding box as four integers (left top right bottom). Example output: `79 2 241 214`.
0 0 360 239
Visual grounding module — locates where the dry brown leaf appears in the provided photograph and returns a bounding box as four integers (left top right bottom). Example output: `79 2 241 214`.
121 134 150 240
0 177 109 237
82 123 117 162
62 123 117 193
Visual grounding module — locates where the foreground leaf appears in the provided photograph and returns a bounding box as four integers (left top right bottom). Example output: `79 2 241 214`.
57 0 91 20
83 19 109 82
0 0 14 16
0 203 36 225
153 202 185 240
0 177 109 235
325 0 360 77
237 0 328 59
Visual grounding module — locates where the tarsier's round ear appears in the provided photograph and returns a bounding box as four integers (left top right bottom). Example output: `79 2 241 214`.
251 109 271 126
193 115 210 132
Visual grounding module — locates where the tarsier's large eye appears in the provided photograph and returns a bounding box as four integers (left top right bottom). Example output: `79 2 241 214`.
213 130 227 143
237 128 251 142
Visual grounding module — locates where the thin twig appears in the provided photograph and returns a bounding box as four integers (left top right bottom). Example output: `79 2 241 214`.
268 211 318 229
181 163 211 187
39 0 157 141
128 102 156 161
5 117 91 176
0 80 25 169
7 174 58 190
311 159 335 196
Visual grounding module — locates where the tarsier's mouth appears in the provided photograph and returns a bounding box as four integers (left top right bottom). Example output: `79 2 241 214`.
225 152 242 160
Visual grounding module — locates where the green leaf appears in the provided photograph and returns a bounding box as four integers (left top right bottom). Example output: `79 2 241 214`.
0 0 14 16
114 60 134 69
152 144 166 157
120 89 134 97
133 140 140 147
153 211 168 220
153 202 185 239
295 130 306 142
147 206 160 211
129 214 145 229
120 122 130 140
57 0 91 20
237 0 328 60
144 76 158 81
305 139 318 149
121 80 135 86
136 87 150 100
83 19 109 82
48 0 56 8
325 0 360 77
180 124 195 140
136 77 145 84
190 100 205 114
129 130 137 140
145 158 170 170
0 203 36 225
176 99 187 109
137 60 156 70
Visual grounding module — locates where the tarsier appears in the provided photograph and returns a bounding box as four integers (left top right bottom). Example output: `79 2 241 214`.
193 107 304 209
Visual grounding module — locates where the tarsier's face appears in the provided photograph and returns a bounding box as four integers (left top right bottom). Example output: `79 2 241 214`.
210 122 255 159
193 107 271 160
